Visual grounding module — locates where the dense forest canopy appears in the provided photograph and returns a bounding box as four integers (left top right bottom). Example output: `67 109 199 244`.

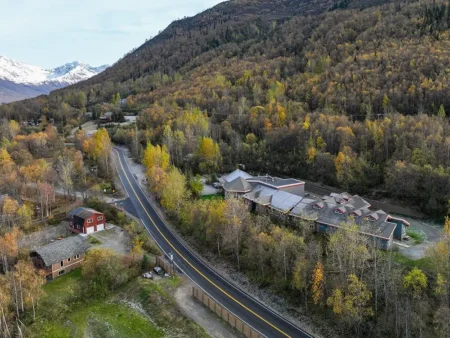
2 0 450 216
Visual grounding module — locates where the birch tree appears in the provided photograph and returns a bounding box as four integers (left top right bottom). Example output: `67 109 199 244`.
223 198 248 270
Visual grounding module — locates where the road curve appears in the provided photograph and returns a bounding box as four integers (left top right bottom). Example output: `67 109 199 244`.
113 147 313 338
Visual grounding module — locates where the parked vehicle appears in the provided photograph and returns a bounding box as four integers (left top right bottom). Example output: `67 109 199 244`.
142 272 153 279
212 182 222 188
153 266 164 275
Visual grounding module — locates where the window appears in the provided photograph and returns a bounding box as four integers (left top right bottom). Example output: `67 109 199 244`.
74 254 80 259
60 261 64 267
68 257 71 262
87 218 93 223
97 216 103 221
58 270 65 276
334 209 344 215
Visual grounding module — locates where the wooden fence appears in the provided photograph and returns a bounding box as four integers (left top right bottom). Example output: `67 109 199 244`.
192 285 264 338
155 256 176 277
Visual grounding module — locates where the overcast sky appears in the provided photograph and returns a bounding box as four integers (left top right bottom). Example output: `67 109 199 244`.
0 0 223 69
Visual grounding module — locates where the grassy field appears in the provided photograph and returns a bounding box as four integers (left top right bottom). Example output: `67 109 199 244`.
28 269 209 338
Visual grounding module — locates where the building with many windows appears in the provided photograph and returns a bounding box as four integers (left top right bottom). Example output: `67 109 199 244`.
31 236 90 281
221 170 410 249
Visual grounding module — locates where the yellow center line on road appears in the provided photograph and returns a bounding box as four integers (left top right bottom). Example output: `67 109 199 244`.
113 149 292 338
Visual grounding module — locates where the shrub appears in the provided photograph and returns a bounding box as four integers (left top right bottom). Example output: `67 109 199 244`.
406 228 426 244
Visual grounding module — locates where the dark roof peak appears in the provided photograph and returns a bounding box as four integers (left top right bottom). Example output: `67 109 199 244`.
69 207 102 219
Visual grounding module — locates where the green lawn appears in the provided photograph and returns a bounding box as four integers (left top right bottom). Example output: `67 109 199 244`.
392 252 433 270
201 194 224 201
69 302 163 338
42 267 82 304
30 269 208 338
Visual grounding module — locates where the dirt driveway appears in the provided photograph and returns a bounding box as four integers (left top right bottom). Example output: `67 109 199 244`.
88 224 132 255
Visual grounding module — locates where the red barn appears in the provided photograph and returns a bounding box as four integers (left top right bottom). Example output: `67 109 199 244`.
68 207 106 234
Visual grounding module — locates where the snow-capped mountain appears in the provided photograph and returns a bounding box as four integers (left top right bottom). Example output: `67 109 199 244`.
0 55 108 103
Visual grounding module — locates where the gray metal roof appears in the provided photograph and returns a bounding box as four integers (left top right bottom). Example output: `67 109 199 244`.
346 195 371 209
223 177 253 193
220 169 253 184
243 185 277 205
34 236 91 266
290 201 319 219
247 176 304 189
69 207 102 219
316 205 396 239
270 190 303 213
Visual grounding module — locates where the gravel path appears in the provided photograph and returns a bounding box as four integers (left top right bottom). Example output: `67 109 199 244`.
175 278 241 338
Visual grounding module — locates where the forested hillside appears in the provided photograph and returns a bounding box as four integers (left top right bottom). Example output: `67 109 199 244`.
2 0 450 216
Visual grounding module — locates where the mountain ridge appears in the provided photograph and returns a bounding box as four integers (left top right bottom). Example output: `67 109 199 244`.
0 55 108 103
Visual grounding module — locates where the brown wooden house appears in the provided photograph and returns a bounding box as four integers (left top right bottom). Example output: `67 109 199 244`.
31 236 90 281
69 207 106 234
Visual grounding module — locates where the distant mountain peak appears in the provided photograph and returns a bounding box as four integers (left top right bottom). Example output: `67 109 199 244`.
0 55 108 86
0 55 108 103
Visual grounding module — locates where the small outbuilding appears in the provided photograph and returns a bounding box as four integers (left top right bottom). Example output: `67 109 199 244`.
68 207 106 234
31 236 90 281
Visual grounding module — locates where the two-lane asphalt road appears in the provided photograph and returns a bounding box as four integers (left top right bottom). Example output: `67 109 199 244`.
113 147 313 338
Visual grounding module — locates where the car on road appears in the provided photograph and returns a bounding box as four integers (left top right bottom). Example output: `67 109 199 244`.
153 266 164 275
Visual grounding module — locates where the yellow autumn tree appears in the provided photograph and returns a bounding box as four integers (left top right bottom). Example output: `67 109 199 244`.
131 237 144 261
17 204 33 230
20 159 49 183
327 274 373 334
2 197 19 219
403 267 428 298
307 146 317 164
196 137 221 174
312 261 325 305
92 128 112 175
143 142 170 196
0 148 14 174
161 167 189 217
205 199 226 256
143 142 170 171
0 228 21 271
327 288 344 314
7 120 20 138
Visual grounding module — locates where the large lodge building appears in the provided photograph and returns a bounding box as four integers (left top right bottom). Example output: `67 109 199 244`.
220 169 410 250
